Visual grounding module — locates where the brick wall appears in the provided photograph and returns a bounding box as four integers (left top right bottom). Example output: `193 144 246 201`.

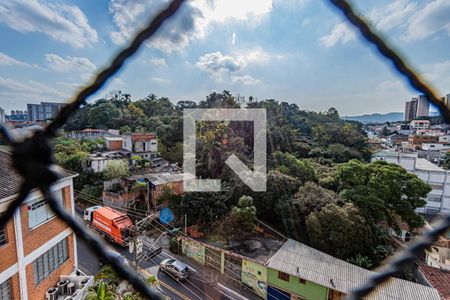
21 186 72 256
107 140 122 151
0 218 17 272
10 274 20 300
25 234 75 300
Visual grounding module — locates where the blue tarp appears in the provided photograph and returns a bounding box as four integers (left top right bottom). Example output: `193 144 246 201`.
159 207 175 224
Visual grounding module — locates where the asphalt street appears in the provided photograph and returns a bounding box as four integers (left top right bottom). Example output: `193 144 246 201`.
77 232 248 300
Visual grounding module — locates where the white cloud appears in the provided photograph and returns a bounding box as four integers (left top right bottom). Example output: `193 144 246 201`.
366 0 450 41
151 77 170 83
240 48 271 64
200 0 272 23
320 22 356 48
108 0 273 52
404 0 450 41
196 51 245 81
231 74 260 86
0 0 98 48
232 32 236 45
0 77 69 105
0 52 38 68
45 54 96 73
375 80 405 91
148 58 167 67
368 0 416 32
420 60 450 93
195 51 263 85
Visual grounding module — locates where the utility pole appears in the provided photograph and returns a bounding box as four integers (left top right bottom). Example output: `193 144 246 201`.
184 213 187 235
132 220 143 271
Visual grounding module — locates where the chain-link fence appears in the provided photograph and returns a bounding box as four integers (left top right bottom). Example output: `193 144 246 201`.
0 0 449 299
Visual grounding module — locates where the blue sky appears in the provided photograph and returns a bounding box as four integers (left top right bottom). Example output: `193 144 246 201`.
0 0 449 115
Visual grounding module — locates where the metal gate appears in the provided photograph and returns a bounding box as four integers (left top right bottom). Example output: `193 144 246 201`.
205 247 221 272
224 253 241 281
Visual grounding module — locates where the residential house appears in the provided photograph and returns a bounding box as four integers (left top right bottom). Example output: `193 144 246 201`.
180 235 440 300
425 245 450 271
102 172 195 213
408 134 439 149
122 132 157 160
422 143 450 151
372 151 450 214
411 120 431 131
145 173 195 201
265 239 439 300
83 151 126 173
65 129 119 140
416 264 450 300
102 177 149 211
0 150 92 300
104 137 123 151
384 134 408 148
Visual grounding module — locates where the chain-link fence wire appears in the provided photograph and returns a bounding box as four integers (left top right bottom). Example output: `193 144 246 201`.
327 0 450 299
0 1 185 299
0 0 449 299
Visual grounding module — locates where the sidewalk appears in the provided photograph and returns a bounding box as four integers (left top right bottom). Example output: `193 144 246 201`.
167 251 261 300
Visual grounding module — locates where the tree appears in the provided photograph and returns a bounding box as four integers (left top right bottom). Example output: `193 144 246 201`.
88 102 121 129
169 192 229 225
347 254 373 269
103 159 129 180
251 171 301 224
85 280 117 300
226 195 257 237
292 182 339 219
271 152 317 183
306 203 374 259
334 160 430 229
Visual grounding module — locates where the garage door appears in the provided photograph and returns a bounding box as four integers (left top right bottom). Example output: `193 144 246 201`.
268 285 290 300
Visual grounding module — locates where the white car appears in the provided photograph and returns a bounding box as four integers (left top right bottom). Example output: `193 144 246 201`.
159 258 189 281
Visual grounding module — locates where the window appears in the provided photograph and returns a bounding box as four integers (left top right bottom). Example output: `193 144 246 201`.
278 271 289 282
28 189 64 229
428 196 442 203
299 278 306 284
0 215 6 246
0 279 12 300
430 184 443 190
33 238 69 286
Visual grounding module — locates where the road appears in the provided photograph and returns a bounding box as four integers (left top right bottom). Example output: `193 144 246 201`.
77 236 248 300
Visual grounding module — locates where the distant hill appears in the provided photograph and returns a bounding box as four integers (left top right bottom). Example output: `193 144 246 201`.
342 112 404 124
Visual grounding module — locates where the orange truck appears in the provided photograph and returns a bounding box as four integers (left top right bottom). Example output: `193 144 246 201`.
83 205 133 247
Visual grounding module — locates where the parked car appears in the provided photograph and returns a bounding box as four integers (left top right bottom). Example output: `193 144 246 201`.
159 258 189 280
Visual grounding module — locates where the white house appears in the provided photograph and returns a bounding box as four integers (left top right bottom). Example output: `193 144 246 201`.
372 151 450 214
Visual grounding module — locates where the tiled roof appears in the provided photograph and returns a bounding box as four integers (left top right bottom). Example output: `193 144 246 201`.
0 150 77 201
0 150 24 200
266 239 440 300
418 264 450 300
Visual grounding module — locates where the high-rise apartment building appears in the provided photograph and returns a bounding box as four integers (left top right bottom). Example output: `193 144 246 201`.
404 95 430 121
404 98 418 121
0 108 5 123
443 94 450 108
416 95 430 118
27 102 65 121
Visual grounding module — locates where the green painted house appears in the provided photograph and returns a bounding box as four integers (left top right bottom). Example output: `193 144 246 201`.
265 239 440 300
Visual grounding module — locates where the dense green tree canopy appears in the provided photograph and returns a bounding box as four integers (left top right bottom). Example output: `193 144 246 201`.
306 203 374 259
334 160 430 229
